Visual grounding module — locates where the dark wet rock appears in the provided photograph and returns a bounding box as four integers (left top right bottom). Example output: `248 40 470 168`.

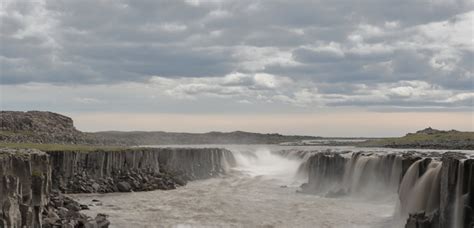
95 213 110 228
117 181 132 192
438 152 469 228
301 152 347 194
405 212 438 228
0 148 51 228
42 191 110 228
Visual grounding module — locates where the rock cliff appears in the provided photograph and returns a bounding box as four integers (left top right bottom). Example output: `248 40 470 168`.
298 150 473 228
0 148 51 228
47 147 235 193
1 147 235 226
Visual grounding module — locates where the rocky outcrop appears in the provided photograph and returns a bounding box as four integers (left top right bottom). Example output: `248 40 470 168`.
0 111 97 145
0 148 50 228
47 147 235 193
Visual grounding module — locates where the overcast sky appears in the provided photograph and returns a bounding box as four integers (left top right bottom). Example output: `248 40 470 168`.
1 0 473 136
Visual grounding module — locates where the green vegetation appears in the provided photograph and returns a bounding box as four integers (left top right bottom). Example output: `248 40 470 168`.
359 130 474 149
0 142 130 152
31 170 44 177
0 130 36 137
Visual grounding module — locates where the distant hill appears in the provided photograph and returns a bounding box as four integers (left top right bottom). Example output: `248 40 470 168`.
0 111 99 144
0 111 320 145
92 130 321 145
360 127 474 150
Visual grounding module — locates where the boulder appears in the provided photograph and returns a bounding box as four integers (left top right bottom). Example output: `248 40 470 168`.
117 181 132 192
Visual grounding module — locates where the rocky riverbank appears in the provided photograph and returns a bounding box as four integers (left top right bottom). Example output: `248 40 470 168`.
296 150 474 228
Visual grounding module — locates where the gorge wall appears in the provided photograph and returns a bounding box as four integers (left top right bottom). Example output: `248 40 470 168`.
0 149 51 228
47 147 235 193
1 147 235 227
298 150 474 228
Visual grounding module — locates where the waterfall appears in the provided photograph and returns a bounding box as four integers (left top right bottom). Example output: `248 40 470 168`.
453 160 465 228
229 147 305 185
303 151 403 198
339 153 402 197
297 149 473 227
398 159 423 214
401 161 441 215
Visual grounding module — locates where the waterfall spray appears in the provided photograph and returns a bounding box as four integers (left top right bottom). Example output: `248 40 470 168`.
453 160 465 228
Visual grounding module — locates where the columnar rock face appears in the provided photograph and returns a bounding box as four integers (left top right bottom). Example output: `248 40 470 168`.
0 148 51 228
47 147 235 193
302 151 405 197
439 153 474 228
1 147 235 226
156 147 235 180
301 150 473 228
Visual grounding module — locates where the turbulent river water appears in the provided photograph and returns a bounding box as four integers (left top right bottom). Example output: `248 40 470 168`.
71 145 467 228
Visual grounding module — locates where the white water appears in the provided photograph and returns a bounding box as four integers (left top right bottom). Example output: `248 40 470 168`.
72 145 471 228
398 160 442 217
231 147 304 185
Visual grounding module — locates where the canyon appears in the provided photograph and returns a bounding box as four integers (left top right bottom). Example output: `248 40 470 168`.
1 145 473 227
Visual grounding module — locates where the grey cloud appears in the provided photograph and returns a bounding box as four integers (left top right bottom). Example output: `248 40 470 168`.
1 0 472 111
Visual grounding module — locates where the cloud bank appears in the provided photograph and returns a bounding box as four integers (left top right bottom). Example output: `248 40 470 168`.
1 0 473 134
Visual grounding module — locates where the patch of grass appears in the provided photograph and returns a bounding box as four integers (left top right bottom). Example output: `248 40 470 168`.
0 130 37 137
0 142 131 152
360 131 474 147
31 170 43 177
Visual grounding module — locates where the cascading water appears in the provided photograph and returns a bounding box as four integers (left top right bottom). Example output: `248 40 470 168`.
453 160 465 228
304 152 403 200
398 159 423 215
399 160 441 216
230 147 306 185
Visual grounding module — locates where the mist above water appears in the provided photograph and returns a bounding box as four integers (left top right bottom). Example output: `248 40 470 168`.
231 147 304 185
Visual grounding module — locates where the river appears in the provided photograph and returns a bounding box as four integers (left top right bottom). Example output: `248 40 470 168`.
71 145 470 228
